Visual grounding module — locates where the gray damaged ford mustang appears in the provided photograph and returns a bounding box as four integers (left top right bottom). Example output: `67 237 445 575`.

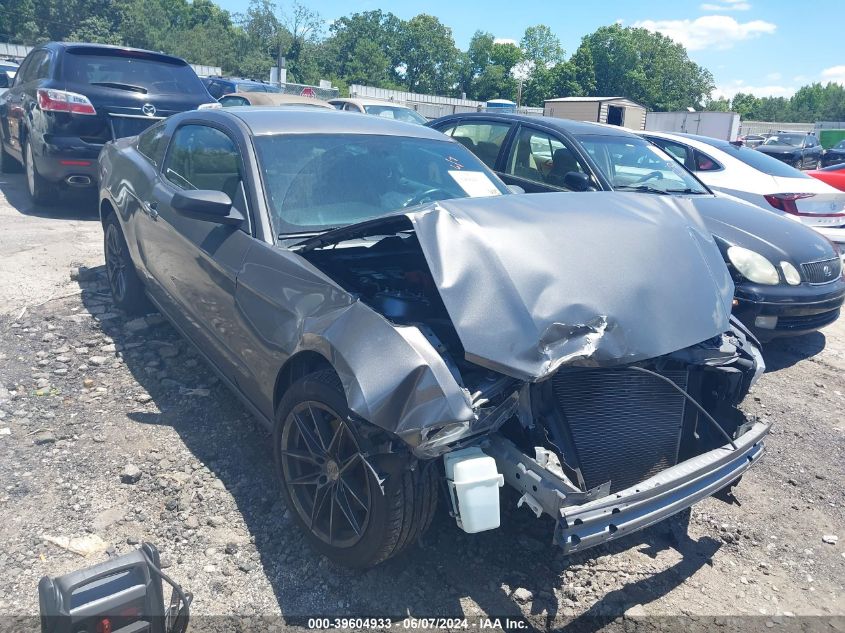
98 107 769 568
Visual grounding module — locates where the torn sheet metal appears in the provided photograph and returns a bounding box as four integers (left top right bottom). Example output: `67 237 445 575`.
406 191 735 380
235 245 474 448
246 190 735 447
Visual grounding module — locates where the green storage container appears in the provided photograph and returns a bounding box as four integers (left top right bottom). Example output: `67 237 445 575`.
819 129 845 148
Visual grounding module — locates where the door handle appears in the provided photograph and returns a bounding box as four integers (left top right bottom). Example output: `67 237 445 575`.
142 201 159 219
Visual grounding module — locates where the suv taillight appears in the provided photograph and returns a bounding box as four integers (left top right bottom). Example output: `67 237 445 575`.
764 193 817 215
37 89 97 115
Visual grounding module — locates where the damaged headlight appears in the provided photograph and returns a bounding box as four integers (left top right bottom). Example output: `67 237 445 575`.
727 246 779 285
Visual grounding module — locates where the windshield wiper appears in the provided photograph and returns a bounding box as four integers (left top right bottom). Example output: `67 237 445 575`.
90 81 148 94
664 188 709 195
615 184 670 195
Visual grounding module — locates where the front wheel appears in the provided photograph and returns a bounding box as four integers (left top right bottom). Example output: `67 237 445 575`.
24 139 56 205
274 370 438 568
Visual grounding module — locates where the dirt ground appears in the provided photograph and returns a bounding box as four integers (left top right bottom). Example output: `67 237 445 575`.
0 171 843 632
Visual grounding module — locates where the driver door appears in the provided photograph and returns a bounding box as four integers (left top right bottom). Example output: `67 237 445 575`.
139 122 256 384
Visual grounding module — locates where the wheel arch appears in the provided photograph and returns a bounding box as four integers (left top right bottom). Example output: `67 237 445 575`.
273 349 336 414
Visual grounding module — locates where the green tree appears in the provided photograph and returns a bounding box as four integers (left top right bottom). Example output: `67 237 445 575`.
576 24 714 110
320 10 403 87
520 24 563 66
397 14 458 94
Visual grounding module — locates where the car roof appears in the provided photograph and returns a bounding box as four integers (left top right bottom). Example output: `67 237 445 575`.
430 112 639 137
330 97 413 108
222 107 451 139
44 42 189 65
640 130 735 150
223 92 334 108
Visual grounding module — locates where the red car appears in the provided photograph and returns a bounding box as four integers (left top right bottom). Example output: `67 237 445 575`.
808 164 845 191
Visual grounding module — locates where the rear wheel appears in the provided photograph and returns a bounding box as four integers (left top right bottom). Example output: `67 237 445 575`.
274 370 438 568
103 214 150 316
24 138 56 205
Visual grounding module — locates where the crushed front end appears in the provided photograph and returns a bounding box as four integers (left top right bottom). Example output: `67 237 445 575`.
292 192 770 554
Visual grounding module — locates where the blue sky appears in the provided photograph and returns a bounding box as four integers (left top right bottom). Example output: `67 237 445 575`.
214 0 845 99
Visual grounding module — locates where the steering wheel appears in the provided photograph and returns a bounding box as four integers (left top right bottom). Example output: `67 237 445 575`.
635 170 664 184
403 188 451 208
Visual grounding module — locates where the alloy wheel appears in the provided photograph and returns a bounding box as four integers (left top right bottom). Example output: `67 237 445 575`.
105 224 127 302
280 401 372 548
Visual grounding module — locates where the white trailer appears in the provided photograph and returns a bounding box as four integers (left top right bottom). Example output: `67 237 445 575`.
645 111 741 141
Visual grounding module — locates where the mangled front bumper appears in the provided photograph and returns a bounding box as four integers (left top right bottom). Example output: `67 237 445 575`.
484 421 769 555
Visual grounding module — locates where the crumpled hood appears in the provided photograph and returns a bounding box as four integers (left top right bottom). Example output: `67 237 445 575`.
297 191 735 381
408 192 735 380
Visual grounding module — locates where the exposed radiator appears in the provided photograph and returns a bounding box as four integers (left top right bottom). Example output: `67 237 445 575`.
550 368 688 493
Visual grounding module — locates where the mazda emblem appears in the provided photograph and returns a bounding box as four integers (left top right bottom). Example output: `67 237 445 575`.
141 103 157 117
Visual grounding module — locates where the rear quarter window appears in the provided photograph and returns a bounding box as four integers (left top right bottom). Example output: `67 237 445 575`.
136 122 168 168
697 138 810 178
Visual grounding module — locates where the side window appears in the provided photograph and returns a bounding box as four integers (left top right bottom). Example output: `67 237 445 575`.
693 150 721 172
506 126 589 190
343 102 360 112
163 125 242 200
136 122 168 168
449 121 511 168
32 51 52 80
652 139 691 165
16 51 45 83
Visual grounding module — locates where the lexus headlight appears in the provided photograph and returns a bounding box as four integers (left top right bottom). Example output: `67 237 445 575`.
727 246 780 284
780 261 802 285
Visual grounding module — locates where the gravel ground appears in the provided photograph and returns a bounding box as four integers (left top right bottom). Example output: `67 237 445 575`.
0 173 843 631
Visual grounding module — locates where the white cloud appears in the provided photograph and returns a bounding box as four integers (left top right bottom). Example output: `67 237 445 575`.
632 15 776 51
714 80 795 99
700 0 751 11
821 65 845 85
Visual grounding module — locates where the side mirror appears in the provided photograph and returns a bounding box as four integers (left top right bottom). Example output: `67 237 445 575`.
507 184 525 194
0 72 9 89
563 171 592 192
171 189 243 225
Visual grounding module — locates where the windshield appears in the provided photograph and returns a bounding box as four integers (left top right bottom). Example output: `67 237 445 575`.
835 140 845 149
65 51 206 95
763 134 804 147
363 105 427 125
575 134 709 194
254 133 509 235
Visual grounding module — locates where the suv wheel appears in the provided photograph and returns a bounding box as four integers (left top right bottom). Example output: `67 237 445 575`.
274 370 438 568
24 139 56 205
104 214 150 315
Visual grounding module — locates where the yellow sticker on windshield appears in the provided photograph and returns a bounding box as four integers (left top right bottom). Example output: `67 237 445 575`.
448 170 502 198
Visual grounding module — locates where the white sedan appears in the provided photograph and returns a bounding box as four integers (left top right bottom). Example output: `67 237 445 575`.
641 130 845 254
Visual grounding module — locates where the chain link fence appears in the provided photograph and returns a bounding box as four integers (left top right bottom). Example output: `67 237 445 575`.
276 81 339 100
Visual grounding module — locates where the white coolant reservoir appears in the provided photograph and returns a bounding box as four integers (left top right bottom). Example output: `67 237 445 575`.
443 447 505 533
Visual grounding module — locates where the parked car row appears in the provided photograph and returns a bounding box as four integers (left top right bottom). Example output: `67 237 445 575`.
427 113 844 340
98 105 770 568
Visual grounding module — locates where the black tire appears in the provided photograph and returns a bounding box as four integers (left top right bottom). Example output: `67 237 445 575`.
0 140 20 173
24 138 56 205
274 370 438 568
103 213 150 316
